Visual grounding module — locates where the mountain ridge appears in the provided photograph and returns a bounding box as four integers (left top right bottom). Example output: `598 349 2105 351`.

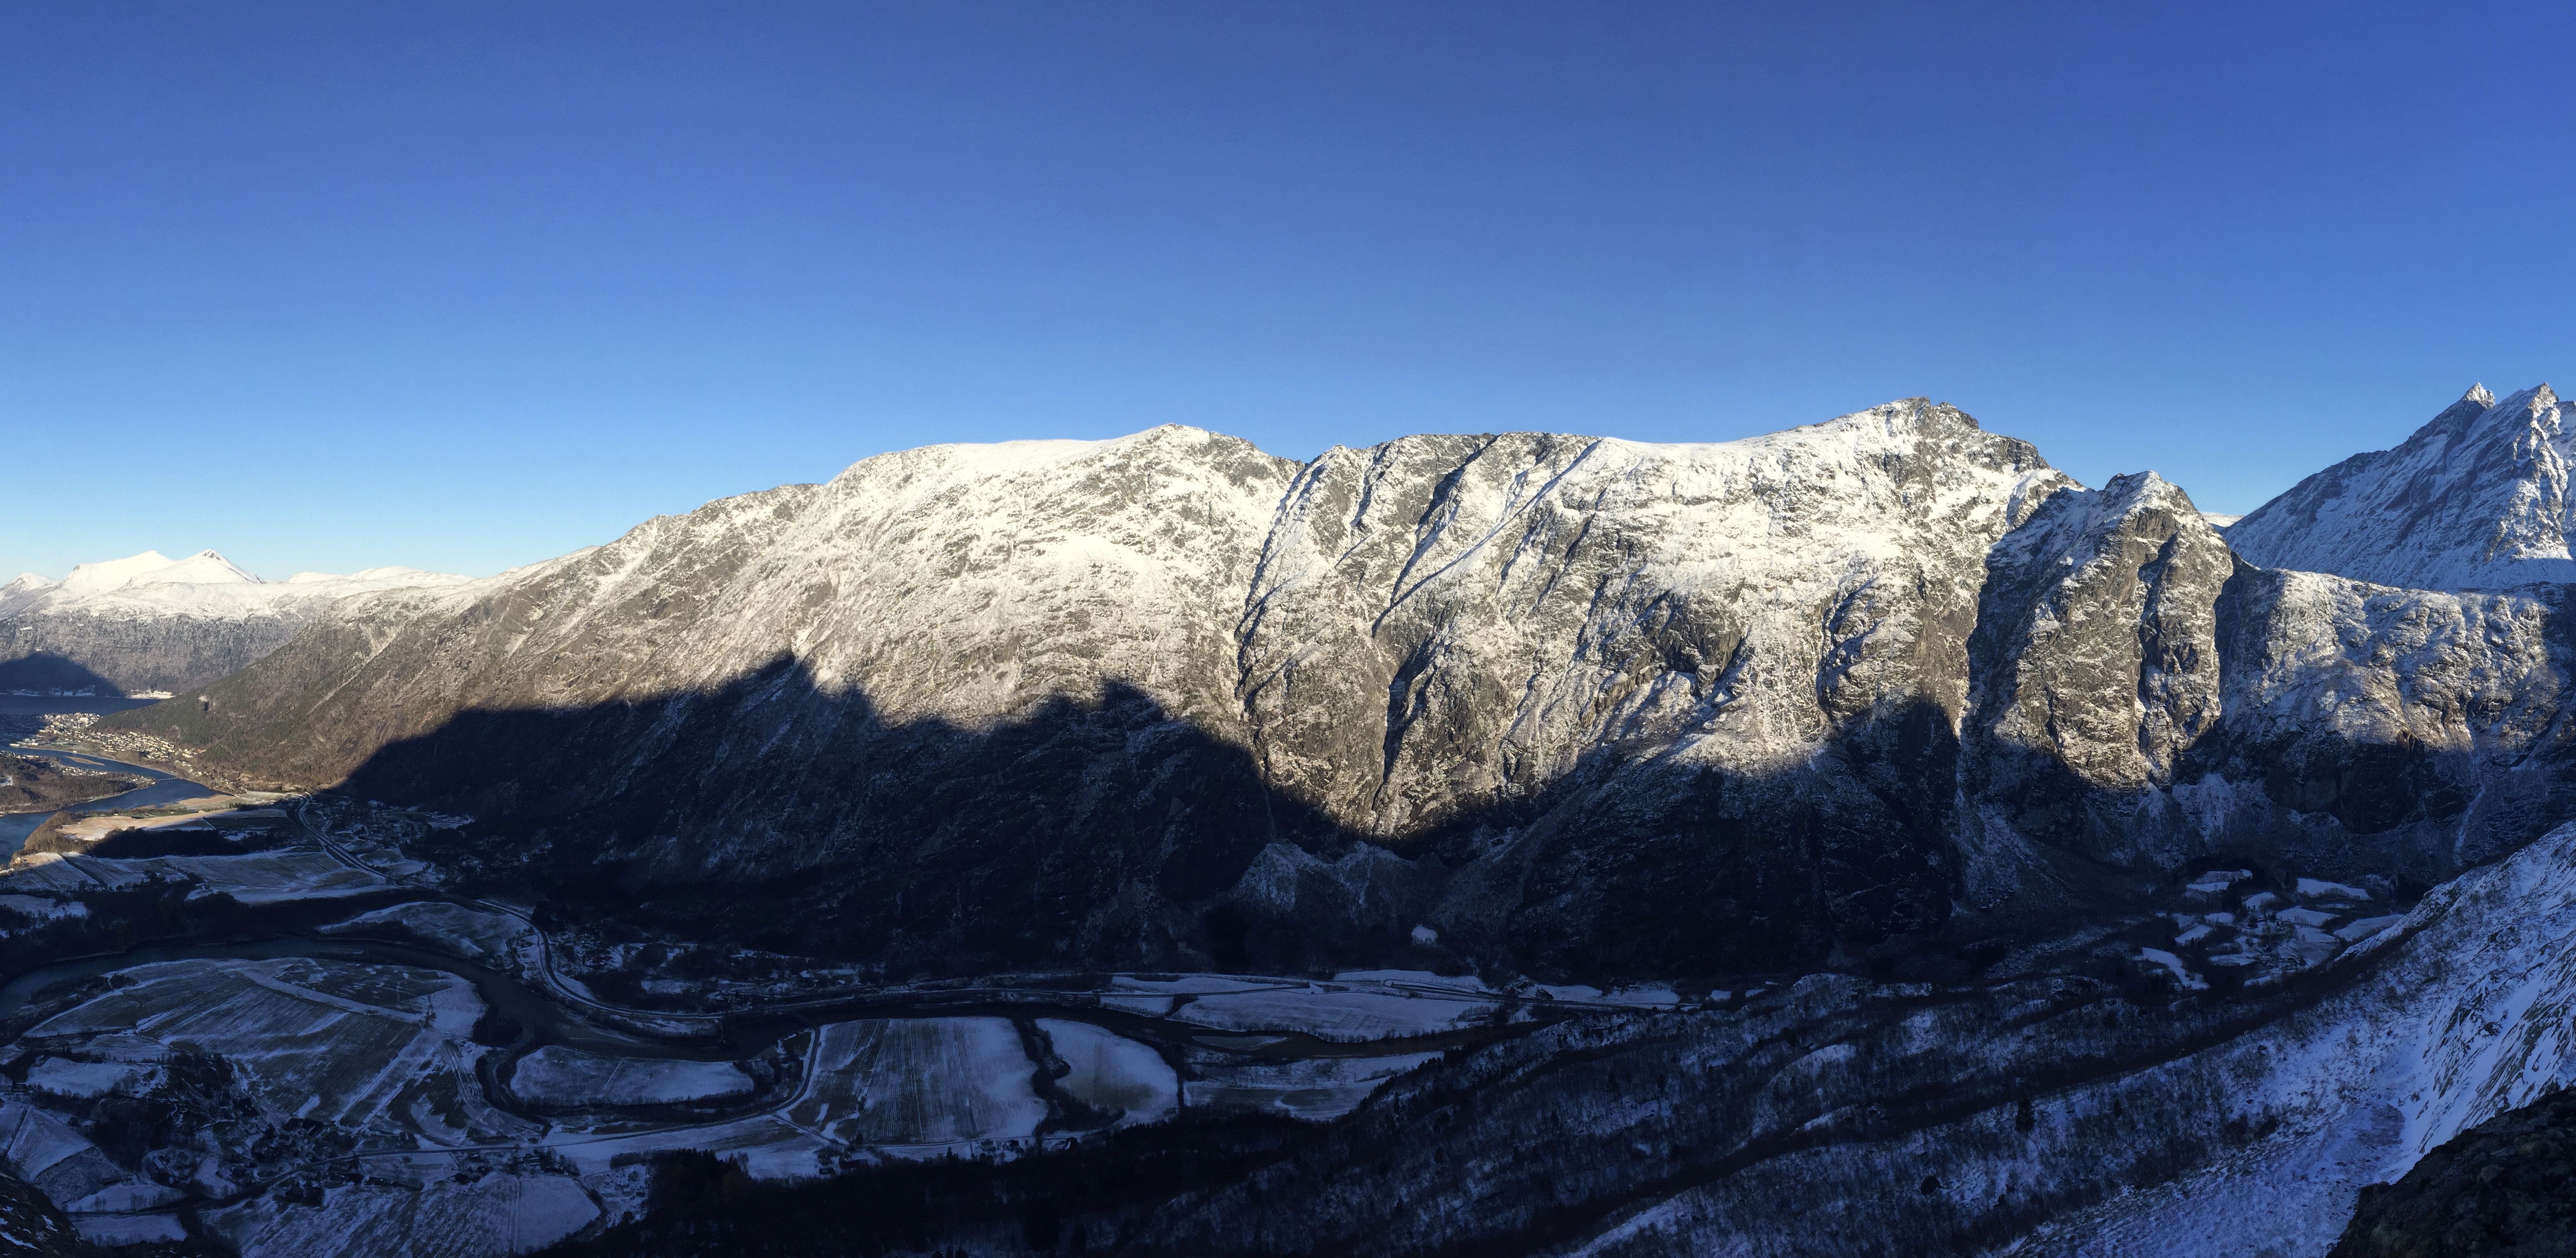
95 396 2576 980
0 549 469 696
2228 382 2576 590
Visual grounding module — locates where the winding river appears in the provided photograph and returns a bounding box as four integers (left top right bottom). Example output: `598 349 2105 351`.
0 746 213 855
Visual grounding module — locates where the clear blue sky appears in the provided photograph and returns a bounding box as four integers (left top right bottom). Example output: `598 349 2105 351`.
8 2 2574 580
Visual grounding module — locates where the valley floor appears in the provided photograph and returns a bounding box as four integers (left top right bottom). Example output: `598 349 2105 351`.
0 748 2564 1255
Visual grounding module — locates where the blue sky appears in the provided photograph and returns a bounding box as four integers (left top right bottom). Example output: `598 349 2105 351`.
8 2 2575 579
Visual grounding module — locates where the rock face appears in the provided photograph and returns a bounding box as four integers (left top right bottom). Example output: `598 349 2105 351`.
1237 410 2069 974
2228 384 2576 590
0 551 468 696
2330 1085 2576 1258
100 400 2576 978
1959 471 2576 909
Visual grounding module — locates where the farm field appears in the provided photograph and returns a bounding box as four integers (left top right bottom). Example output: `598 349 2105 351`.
511 1046 753 1108
784 1017 1049 1150
202 1171 600 1258
1105 973 1500 1041
1038 1018 1178 1126
1 848 383 903
321 901 536 971
1181 1050 1445 1120
20 957 524 1141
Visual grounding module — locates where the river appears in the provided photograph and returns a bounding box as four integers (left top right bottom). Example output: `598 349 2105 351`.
0 746 212 856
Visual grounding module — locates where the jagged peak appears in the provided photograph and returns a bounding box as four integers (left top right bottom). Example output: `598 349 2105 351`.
2490 384 2556 416
2466 383 2497 407
2097 469 2198 514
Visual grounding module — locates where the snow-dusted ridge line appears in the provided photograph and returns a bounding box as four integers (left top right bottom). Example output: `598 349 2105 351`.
0 550 469 622
2229 382 2576 590
1 550 476 695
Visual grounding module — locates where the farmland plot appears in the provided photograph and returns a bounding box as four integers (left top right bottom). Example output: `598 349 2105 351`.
1 849 383 904
1183 1050 1445 1121
511 1046 752 1108
321 902 536 971
203 1171 598 1258
0 894 84 922
1038 1019 1176 1126
22 958 527 1143
785 1018 1047 1150
1109 975 1499 1042
548 1112 830 1183
0 1102 123 1204
21 1057 144 1099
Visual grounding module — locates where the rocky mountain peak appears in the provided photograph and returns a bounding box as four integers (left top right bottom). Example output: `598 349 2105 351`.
2227 384 2576 590
1967 468 2231 808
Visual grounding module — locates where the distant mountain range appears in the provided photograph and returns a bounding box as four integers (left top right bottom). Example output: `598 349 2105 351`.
0 550 466 696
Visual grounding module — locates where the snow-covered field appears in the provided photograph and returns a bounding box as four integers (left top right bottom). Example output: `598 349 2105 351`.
202 1172 598 1258
1104 974 1498 1041
321 902 536 970
22 1057 144 1100
511 1046 752 1108
1 848 383 903
1182 1050 1444 1121
786 1017 1049 1149
1039 1018 1177 1126
0 894 84 922
548 1111 830 1184
0 1102 124 1205
22 958 505 1137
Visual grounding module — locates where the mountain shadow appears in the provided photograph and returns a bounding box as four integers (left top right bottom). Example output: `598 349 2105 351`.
291 659 1983 983
0 652 123 697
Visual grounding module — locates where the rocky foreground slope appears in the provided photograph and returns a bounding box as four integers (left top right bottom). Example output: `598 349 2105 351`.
0 550 467 696
97 397 2576 982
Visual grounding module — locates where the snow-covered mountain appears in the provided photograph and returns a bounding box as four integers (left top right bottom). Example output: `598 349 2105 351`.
2227 384 2576 589
107 400 2576 979
0 551 467 695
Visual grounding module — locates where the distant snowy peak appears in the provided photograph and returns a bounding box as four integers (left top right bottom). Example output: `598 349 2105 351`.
2229 383 2576 590
8 550 469 622
56 549 258 597
0 574 58 619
